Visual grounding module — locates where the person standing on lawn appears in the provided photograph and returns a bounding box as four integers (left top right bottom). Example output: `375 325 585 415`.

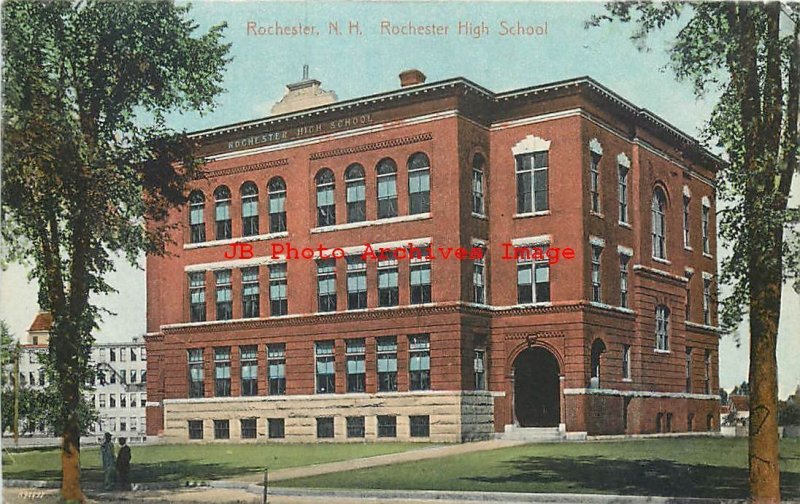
116 437 132 491
100 433 116 491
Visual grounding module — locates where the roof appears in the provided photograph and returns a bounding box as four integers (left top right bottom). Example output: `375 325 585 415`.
28 312 53 332
730 395 749 412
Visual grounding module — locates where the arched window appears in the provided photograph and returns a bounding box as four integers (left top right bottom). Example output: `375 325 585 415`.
188 190 206 244
472 153 485 215
241 182 259 237
345 163 366 223
316 169 335 227
655 305 670 351
589 139 602 213
407 152 430 214
214 186 232 240
590 339 606 388
268 177 287 233
376 158 398 219
652 187 667 259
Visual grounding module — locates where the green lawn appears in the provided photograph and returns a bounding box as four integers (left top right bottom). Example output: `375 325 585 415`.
282 438 800 499
1 442 427 483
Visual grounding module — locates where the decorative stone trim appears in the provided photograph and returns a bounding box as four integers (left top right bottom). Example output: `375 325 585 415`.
589 138 603 155
512 135 551 155
589 235 606 247
617 152 630 168
511 234 551 246
310 214 431 234
310 133 433 160
685 321 724 334
184 231 288 250
617 245 634 256
683 184 692 198
202 158 289 178
564 387 720 400
633 264 688 284
504 331 566 341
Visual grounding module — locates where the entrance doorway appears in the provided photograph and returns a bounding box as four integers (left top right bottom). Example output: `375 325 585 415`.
513 347 560 427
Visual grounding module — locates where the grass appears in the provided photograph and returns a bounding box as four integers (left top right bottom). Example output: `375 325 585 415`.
1 442 427 483
281 437 800 499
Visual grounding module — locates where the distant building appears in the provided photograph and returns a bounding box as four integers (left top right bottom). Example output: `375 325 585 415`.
13 312 148 441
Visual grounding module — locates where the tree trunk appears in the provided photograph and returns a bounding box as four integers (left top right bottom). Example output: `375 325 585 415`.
60 378 83 502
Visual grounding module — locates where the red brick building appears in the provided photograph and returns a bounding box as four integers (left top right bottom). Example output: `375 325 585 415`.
145 70 722 442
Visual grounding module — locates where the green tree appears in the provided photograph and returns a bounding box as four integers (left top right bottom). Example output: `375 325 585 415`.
589 3 799 502
1 1 230 501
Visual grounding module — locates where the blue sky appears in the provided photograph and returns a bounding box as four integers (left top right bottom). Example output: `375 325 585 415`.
1 1 798 397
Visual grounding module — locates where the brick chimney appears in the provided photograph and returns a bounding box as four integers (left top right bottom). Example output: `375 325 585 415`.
399 69 426 87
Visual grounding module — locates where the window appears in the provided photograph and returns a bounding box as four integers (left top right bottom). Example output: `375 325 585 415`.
130 417 137 431
315 341 335 394
268 418 285 439
377 158 398 219
377 415 397 437
110 394 117 408
685 270 694 320
702 201 711 255
656 412 663 433
120 347 127 362
269 263 288 316
409 334 430 391
620 254 630 308
130 393 136 407
316 259 337 312
346 339 366 393
474 349 486 390
590 151 601 213
618 161 629 224
130 370 137 383
346 416 365 438
29 372 35 386
188 349 204 398
141 370 146 383
120 419 126 432
241 181 259 236
378 252 399 307
345 164 367 223
686 347 693 392
590 339 606 387
622 344 631 380
408 152 430 214
240 345 258 396
316 417 334 438
410 415 430 437
703 276 712 325
130 348 137 362
516 245 550 304
189 191 206 243
242 267 260 318
214 270 232 321
707 414 714 431
316 168 336 226
515 150 548 213
410 248 431 304
268 344 286 395
666 413 673 433
110 371 116 384
99 394 106 408
241 418 257 439
377 336 398 392
110 348 116 362
346 255 367 310
214 419 230 439
591 245 602 302
704 350 712 394
688 413 695 431
473 248 485 304
214 347 231 397
188 271 206 322
188 420 203 439
141 347 147 360
683 194 691 248
652 187 667 260
268 177 287 233
472 153 486 215
655 305 670 351
214 185 232 240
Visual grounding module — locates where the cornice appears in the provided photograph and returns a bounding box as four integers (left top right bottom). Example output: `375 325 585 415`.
309 132 433 161
201 158 289 179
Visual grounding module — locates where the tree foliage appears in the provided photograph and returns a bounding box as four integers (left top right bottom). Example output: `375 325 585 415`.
1 1 230 500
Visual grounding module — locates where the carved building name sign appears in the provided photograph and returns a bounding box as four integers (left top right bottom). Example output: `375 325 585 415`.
224 113 374 151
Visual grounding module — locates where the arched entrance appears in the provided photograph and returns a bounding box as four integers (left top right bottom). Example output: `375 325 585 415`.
513 347 561 427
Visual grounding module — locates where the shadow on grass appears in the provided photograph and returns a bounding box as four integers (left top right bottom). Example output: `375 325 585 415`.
464 456 800 499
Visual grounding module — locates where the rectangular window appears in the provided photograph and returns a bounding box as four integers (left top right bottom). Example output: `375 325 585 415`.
655 306 670 351
316 417 334 438
377 170 398 219
346 339 366 393
408 164 430 215
214 347 231 397
317 259 337 312
269 264 288 316
189 272 206 322
703 277 712 325
346 171 367 223
99 394 106 408
410 248 431 304
110 348 116 362
473 249 485 304
409 415 430 438
241 418 257 439
472 165 485 215
377 415 397 438
141 369 147 383
620 254 630 308
516 245 550 304
474 349 486 390
130 348 137 362
686 347 693 392
190 197 206 243
346 256 367 310
188 420 203 440
267 344 286 395
120 419 127 431
591 245 602 302
241 267 260 318
141 348 147 360
130 394 136 407
269 184 287 233
213 419 230 439
618 164 629 223
704 350 712 394
409 334 431 391
121 395 127 408
686 271 694 320
702 204 711 254
216 196 232 240
240 345 258 396
683 196 691 248
378 253 399 307
590 152 601 213
110 393 117 408
376 336 398 392
317 179 336 226
315 341 335 394
515 151 549 213
622 344 631 380
268 418 285 439
188 348 204 398
346 416 365 438
215 269 233 321
121 347 127 362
